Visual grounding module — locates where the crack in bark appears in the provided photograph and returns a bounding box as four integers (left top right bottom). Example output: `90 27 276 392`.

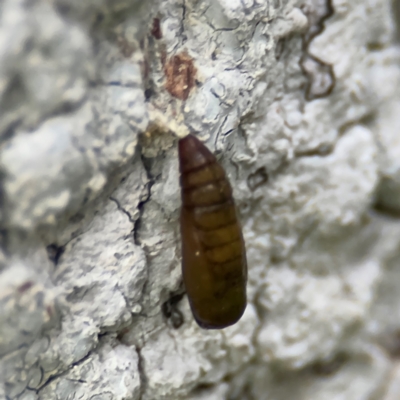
300 0 335 101
109 196 135 224
110 153 155 328
135 345 147 400
295 111 376 160
109 161 154 323
36 351 93 393
373 200 400 219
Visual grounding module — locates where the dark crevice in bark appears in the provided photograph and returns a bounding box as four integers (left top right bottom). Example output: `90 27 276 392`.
300 0 335 101
135 345 147 400
110 196 135 224
132 151 154 247
36 351 93 393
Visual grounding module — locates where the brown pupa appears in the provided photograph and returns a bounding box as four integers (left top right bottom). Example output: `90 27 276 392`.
178 134 247 329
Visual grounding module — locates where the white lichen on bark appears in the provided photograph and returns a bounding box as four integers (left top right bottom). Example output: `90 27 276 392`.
1 0 400 399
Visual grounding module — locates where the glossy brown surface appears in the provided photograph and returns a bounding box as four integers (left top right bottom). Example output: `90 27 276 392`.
178 134 247 329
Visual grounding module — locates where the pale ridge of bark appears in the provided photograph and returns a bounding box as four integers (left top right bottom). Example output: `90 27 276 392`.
0 0 400 399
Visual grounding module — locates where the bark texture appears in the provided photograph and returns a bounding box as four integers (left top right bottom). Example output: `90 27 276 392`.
1 0 400 399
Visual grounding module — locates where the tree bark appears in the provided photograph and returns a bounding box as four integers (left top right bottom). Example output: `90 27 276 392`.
1 0 400 399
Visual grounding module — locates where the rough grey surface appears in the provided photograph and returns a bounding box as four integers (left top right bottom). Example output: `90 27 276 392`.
1 0 400 399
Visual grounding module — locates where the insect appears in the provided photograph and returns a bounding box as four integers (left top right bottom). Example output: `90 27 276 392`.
178 134 247 329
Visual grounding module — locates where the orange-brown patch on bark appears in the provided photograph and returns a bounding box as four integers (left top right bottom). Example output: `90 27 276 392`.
164 51 197 100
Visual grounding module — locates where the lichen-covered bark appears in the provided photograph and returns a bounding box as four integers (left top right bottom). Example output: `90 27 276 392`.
1 0 400 399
